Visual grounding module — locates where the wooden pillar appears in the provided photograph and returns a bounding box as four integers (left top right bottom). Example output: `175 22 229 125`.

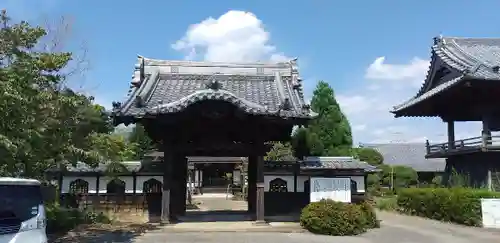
247 156 256 215
180 156 188 216
255 154 266 223
447 121 455 149
95 174 100 207
364 173 368 193
132 172 137 206
95 174 100 196
132 172 137 195
161 144 173 224
482 117 492 147
170 153 186 219
293 162 298 193
57 172 63 202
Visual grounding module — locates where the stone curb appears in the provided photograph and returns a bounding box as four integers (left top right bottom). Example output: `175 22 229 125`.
153 226 307 233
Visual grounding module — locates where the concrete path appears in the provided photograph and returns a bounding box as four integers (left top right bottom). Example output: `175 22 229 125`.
194 195 247 212
193 193 232 199
132 211 500 243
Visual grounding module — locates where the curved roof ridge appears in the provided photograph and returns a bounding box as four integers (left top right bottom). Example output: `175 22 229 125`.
413 47 439 98
138 54 293 68
443 36 500 40
152 89 267 113
446 38 484 68
120 72 158 114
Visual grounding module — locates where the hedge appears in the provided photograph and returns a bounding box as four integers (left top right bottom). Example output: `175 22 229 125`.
397 187 500 226
300 199 379 236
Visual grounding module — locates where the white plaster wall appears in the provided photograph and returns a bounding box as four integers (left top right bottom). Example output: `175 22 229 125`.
135 176 163 193
61 176 97 193
264 175 295 192
194 170 200 184
62 175 164 194
98 176 134 193
351 176 365 193
296 176 309 192
233 170 241 184
265 175 366 193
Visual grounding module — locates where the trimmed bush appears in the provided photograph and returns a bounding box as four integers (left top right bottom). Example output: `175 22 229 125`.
397 188 500 226
300 199 378 236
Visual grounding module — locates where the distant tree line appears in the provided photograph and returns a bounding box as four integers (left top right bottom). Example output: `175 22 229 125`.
263 80 425 191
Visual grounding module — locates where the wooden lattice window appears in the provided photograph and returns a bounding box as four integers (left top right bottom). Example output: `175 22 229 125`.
269 178 288 192
106 178 126 194
304 180 310 193
143 179 162 193
351 179 358 193
69 179 89 194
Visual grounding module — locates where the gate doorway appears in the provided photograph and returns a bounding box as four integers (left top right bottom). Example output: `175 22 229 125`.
182 157 249 222
143 179 162 222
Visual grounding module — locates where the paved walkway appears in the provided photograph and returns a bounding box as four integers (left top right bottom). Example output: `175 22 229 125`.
51 197 500 243
132 211 500 243
194 194 247 212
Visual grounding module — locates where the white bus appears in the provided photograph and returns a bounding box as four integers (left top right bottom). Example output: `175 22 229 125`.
0 177 47 243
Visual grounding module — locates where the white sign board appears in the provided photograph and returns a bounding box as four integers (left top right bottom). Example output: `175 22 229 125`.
310 177 351 203
481 198 500 229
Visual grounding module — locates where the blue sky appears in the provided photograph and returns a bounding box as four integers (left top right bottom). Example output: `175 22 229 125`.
3 0 500 144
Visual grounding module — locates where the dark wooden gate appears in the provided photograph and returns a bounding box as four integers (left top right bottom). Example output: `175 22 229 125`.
143 179 162 220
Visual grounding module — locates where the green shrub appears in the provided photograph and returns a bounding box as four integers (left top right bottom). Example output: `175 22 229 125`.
374 196 398 211
300 199 377 236
45 203 111 234
397 188 500 226
358 200 380 228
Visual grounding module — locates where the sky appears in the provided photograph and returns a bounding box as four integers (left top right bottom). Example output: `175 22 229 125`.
2 0 500 145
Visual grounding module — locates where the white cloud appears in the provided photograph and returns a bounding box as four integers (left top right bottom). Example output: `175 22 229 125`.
172 10 289 62
338 56 482 144
352 124 367 132
171 11 482 146
365 57 429 87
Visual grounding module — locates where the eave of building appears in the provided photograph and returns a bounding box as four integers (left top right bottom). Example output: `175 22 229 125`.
391 36 500 117
112 56 315 126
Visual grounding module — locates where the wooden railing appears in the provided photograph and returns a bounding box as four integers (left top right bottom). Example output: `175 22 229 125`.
426 135 500 155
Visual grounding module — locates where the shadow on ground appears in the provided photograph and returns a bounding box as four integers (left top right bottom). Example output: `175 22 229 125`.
178 210 300 223
49 223 160 243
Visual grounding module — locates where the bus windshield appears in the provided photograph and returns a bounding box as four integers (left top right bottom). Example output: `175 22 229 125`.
0 185 42 223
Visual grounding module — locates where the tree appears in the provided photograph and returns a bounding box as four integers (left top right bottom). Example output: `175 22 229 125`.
265 142 296 161
128 124 154 160
291 126 310 159
0 10 132 179
353 148 384 166
301 81 353 156
379 165 417 189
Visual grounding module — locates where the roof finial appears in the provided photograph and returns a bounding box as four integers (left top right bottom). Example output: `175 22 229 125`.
205 72 223 90
433 34 444 45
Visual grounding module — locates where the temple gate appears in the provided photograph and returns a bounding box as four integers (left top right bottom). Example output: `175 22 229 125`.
111 56 313 223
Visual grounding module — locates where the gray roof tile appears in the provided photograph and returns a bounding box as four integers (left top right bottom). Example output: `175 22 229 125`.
359 143 445 172
393 36 500 113
302 156 379 172
112 57 313 123
51 161 143 173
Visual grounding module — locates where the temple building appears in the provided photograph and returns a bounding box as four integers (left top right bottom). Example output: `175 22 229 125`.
392 36 500 190
47 156 376 219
